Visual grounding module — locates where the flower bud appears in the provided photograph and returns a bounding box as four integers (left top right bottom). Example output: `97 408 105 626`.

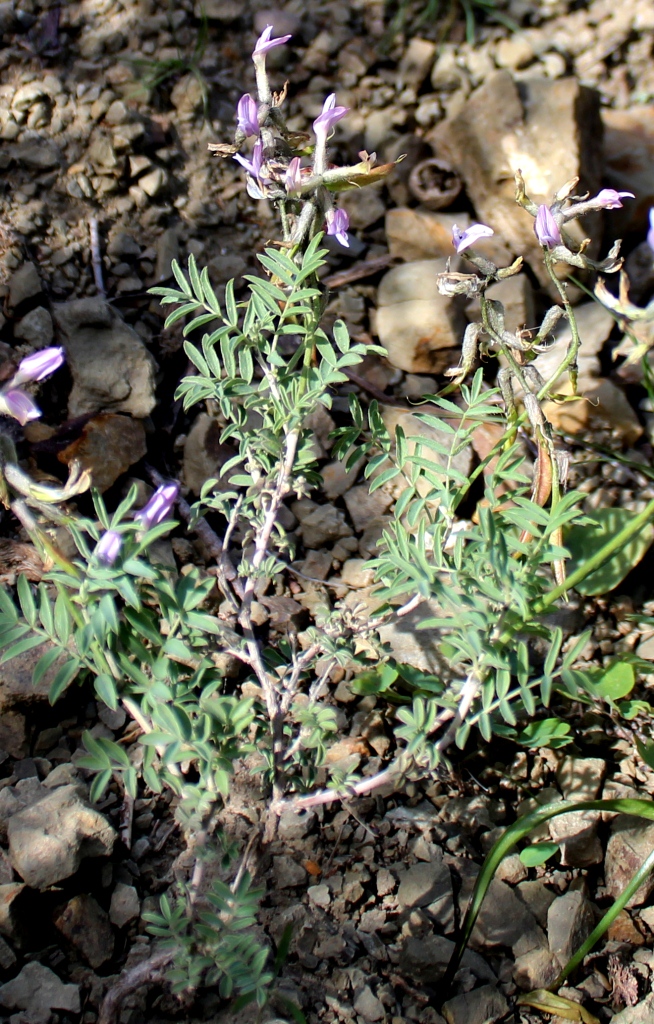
0 388 41 425
253 24 292 57
534 205 562 248
135 482 180 531
11 347 65 387
95 530 122 565
451 223 494 253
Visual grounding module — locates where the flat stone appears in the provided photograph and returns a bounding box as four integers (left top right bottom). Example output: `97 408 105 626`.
610 994 654 1024
603 105 654 234
341 186 385 229
548 810 602 867
54 893 114 968
468 274 534 336
397 855 452 910
531 303 615 390
353 984 385 1022
57 413 147 492
0 641 63 714
293 502 353 549
53 297 157 418
109 882 140 927
547 890 595 967
557 756 606 800
273 855 307 889
542 376 642 446
8 784 116 890
340 558 376 589
429 72 603 285
0 961 80 1018
308 883 331 908
379 404 473 498
605 817 654 907
376 259 467 372
513 947 561 991
171 73 205 116
399 933 496 985
385 208 512 265
10 138 61 170
378 599 452 675
343 485 393 533
397 37 436 90
13 306 53 347
442 984 508 1024
107 231 141 259
140 166 167 197
470 878 545 954
8 262 42 308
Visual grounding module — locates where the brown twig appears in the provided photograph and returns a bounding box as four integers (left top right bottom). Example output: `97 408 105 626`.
97 950 173 1024
323 253 395 289
89 218 105 297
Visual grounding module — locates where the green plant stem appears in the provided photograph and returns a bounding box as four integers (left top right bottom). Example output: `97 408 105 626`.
555 844 654 987
541 251 581 395
441 797 654 1001
537 495 654 612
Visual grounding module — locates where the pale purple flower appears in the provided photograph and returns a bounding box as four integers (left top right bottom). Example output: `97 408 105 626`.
0 388 41 425
594 188 635 210
233 138 264 179
647 208 654 253
236 94 259 138
11 346 65 387
253 24 292 57
451 223 494 253
325 208 350 248
534 205 562 248
95 530 122 565
285 156 303 193
135 482 180 531
313 94 349 145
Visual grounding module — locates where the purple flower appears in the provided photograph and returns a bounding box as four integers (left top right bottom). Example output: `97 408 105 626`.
325 208 350 248
594 188 635 210
135 482 180 531
253 24 292 57
233 138 264 179
313 94 349 146
285 156 303 193
451 223 494 253
534 205 562 248
0 388 41 425
11 346 65 387
647 208 654 253
236 94 259 138
95 530 122 565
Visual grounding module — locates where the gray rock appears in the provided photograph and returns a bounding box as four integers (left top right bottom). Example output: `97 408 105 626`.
378 599 452 675
397 36 436 90
495 853 528 885
0 961 80 1018
467 274 534 336
556 755 606 800
10 138 61 170
293 501 353 549
547 890 595 967
13 306 53 347
380 404 473 498
397 856 452 910
0 935 15 970
155 227 180 282
399 933 496 985
470 878 545 954
515 880 557 929
308 883 331 908
513 947 561 990
0 641 63 715
53 297 157 418
140 167 167 197
530 304 614 390
109 881 140 927
107 231 141 259
54 893 114 968
343 485 393 533
548 809 602 867
442 984 508 1024
429 72 603 286
605 817 654 907
273 855 307 889
8 262 41 308
610 993 654 1024
171 73 205 117
0 884 29 942
376 259 467 372
341 186 386 229
8 784 116 889
353 984 385 1022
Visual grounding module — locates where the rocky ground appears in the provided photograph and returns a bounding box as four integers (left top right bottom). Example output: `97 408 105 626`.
3 0 654 1022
